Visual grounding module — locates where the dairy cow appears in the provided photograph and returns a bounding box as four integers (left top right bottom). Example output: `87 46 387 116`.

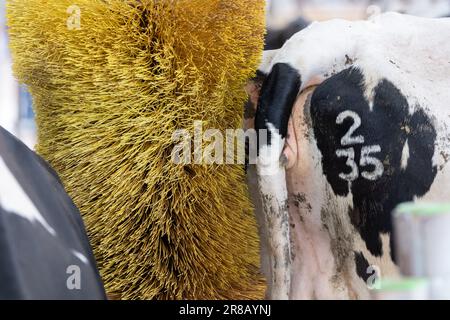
246 13 450 299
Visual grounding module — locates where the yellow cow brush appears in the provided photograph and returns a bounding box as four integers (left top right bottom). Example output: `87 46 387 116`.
7 0 266 299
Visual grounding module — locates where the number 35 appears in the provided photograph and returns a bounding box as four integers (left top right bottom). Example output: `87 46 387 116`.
336 145 384 182
335 111 384 182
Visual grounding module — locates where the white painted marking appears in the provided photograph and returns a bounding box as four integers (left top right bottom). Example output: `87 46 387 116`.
336 110 365 146
335 110 384 182
336 145 384 182
0 156 56 236
360 145 384 180
336 147 359 182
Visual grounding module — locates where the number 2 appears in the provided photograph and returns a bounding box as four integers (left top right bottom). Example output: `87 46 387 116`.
336 111 365 146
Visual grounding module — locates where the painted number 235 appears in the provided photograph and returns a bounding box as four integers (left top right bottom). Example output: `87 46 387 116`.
335 111 384 182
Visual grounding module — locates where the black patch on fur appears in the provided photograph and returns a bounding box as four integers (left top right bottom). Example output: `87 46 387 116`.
254 70 268 83
311 68 437 258
354 251 370 282
255 63 301 151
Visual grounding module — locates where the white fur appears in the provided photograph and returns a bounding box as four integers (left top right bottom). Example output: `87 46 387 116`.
401 140 410 170
257 124 291 299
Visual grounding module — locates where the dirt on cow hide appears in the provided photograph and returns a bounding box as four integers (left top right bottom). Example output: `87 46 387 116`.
320 188 355 280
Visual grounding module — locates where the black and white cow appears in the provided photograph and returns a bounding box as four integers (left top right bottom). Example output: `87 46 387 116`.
247 13 450 299
0 126 106 299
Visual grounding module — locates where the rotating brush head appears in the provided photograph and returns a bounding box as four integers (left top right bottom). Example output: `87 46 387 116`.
7 0 266 299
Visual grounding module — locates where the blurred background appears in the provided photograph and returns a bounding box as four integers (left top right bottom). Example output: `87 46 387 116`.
1 0 35 148
1 0 450 149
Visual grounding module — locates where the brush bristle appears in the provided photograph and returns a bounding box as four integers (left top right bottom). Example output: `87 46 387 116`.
7 0 266 299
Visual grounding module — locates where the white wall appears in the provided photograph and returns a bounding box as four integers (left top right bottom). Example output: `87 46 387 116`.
0 0 36 149
0 0 19 135
266 0 302 28
377 0 450 18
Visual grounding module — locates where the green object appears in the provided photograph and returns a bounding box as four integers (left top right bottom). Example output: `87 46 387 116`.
395 202 450 217
377 278 428 292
